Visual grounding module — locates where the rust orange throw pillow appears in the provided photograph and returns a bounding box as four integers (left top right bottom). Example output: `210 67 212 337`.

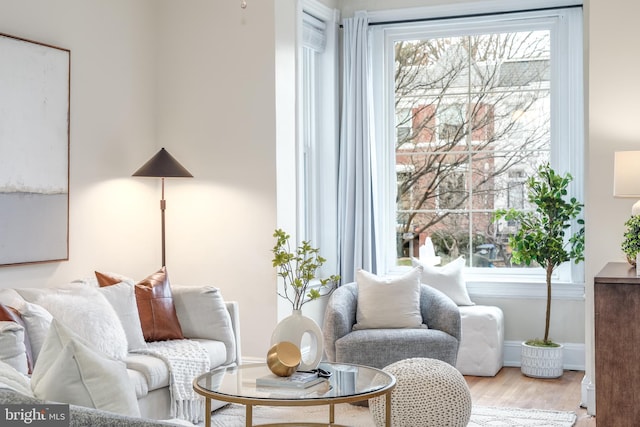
95 271 122 287
95 267 184 342
0 303 34 373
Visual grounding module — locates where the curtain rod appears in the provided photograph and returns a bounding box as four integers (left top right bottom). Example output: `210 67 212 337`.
344 4 582 27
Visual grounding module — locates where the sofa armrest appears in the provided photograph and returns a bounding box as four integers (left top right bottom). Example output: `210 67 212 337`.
225 300 242 365
322 283 358 362
420 284 461 341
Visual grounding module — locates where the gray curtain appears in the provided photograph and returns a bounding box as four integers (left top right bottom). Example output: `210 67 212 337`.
337 11 378 284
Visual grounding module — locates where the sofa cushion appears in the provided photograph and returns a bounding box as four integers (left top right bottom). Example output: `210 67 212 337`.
11 301 52 365
37 291 129 360
0 322 28 375
190 339 228 368
124 338 226 394
354 266 424 330
0 303 33 373
98 281 147 351
0 289 24 307
31 319 140 417
335 328 459 370
0 359 33 397
413 256 475 306
127 368 150 399
172 286 236 364
97 267 184 342
125 354 170 391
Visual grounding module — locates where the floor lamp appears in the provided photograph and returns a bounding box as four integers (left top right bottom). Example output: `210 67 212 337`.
133 148 193 267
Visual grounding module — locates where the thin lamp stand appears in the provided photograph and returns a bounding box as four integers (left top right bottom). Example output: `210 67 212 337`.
160 177 166 267
132 148 193 267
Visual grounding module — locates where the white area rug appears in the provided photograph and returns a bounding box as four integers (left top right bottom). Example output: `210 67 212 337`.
203 403 576 426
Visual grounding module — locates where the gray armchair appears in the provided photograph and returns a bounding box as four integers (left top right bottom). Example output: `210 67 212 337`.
323 282 461 369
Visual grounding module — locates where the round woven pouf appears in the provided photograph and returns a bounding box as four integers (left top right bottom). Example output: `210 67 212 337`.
369 358 472 427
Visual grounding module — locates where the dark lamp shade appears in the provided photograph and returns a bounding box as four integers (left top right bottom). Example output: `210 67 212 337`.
132 148 193 178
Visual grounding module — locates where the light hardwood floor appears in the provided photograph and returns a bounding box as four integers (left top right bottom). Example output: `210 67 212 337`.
465 367 595 426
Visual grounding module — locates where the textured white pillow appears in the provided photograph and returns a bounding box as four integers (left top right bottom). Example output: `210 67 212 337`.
98 281 147 351
31 320 140 417
37 291 128 360
172 286 235 364
0 359 33 397
0 321 28 375
413 256 475 306
13 301 52 365
354 266 424 330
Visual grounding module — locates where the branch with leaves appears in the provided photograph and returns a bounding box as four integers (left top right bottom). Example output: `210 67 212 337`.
272 229 340 311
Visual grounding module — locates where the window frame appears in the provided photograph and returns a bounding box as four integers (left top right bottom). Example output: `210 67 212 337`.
370 3 585 298
296 0 340 279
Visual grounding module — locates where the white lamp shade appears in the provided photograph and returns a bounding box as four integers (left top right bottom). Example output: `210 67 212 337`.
614 151 640 216
614 151 640 197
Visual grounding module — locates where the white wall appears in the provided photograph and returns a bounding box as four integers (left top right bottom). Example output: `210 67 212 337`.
0 0 159 283
0 0 282 360
153 0 281 359
586 0 640 412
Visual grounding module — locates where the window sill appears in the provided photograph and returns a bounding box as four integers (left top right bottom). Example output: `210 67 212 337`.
466 279 585 301
385 265 585 301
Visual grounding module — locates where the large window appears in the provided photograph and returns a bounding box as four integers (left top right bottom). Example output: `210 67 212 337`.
372 6 584 284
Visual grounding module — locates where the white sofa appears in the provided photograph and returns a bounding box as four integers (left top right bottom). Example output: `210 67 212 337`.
0 282 241 422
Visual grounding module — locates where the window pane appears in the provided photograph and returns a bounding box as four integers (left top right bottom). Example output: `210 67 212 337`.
394 29 552 269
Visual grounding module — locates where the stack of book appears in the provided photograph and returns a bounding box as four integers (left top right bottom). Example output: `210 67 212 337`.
256 371 326 389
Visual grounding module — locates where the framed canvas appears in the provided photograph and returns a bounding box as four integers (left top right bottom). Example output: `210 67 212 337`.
0 33 70 266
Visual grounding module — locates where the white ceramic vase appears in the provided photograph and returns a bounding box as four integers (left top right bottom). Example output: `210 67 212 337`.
520 342 564 378
270 309 323 371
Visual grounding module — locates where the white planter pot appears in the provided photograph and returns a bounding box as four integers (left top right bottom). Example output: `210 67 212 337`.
520 342 564 378
270 309 323 371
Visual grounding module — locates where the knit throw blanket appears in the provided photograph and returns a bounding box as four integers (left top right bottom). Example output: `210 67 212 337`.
134 339 210 423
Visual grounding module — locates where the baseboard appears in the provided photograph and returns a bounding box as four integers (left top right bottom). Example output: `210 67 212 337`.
502 340 585 371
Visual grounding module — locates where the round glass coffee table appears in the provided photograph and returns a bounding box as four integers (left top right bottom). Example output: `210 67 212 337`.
193 362 396 427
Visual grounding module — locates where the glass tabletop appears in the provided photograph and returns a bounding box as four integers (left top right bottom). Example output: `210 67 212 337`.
194 362 395 402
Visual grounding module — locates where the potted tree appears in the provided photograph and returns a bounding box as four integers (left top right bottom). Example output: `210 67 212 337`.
494 163 584 378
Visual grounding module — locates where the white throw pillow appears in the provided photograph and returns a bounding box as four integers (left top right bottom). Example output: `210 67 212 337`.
37 291 128 360
0 360 33 397
354 266 424 330
98 281 147 351
0 321 28 375
412 256 475 306
31 320 140 417
13 301 52 365
172 286 236 365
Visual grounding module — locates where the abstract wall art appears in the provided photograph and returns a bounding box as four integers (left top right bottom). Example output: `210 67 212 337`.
0 33 70 266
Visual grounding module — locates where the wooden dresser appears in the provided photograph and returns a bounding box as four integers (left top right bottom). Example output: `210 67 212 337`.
594 262 640 425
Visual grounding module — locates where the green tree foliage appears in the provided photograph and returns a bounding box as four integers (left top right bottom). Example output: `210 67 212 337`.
494 164 584 345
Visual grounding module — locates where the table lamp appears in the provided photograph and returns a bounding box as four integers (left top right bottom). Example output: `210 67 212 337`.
614 151 640 216
133 148 193 266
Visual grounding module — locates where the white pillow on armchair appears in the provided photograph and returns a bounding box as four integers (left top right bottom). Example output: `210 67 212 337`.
353 266 424 330
412 256 475 306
